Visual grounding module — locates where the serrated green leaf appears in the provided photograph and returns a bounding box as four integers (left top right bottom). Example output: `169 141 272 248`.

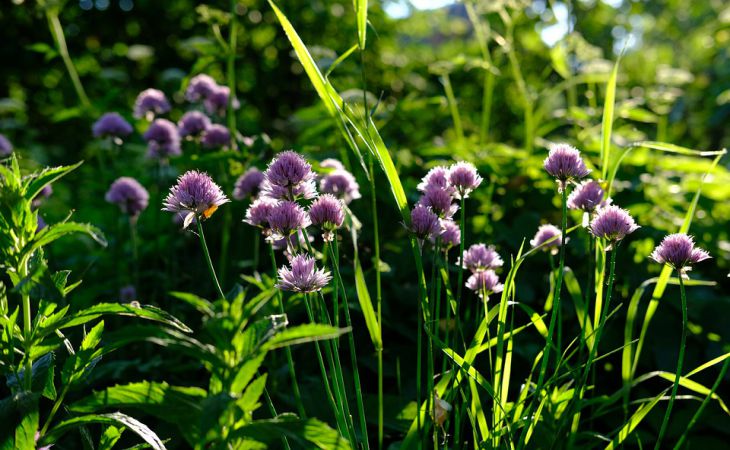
23 161 83 202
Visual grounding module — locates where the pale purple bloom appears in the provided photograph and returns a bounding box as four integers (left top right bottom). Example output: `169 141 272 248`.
92 112 133 139
133 88 170 119
204 85 239 116
163 170 229 228
320 158 345 171
261 179 318 201
418 186 457 219
201 124 231 149
320 169 361 204
185 74 218 102
178 111 211 138
417 166 453 193
438 220 461 250
544 143 590 189
449 162 482 199
244 196 279 228
120 285 137 302
276 254 331 293
466 270 504 298
567 180 608 212
268 200 311 239
233 168 265 200
309 194 344 241
461 244 503 272
0 134 11 157
32 184 53 209
530 224 564 254
105 177 149 218
410 204 440 240
266 151 315 187
650 233 711 271
143 119 181 159
589 205 639 243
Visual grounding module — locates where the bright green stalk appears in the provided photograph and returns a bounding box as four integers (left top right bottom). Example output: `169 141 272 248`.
480 71 495 145
501 12 534 153
130 218 140 287
673 356 730 450
327 238 369 449
415 242 425 443
654 272 688 450
268 246 306 418
21 258 32 390
456 197 466 321
46 10 91 110
442 73 464 145
196 218 225 300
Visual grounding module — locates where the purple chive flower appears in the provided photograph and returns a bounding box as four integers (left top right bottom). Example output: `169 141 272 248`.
0 134 12 157
530 224 564 255
163 170 229 228
418 166 453 193
438 219 461 250
143 119 181 159
185 74 218 102
267 200 311 239
567 180 608 212
120 285 137 302
233 168 265 200
201 124 231 149
650 233 711 272
461 243 504 272
263 151 317 200
449 162 483 199
32 184 53 209
466 270 504 298
320 169 361 204
276 254 332 293
309 194 344 241
92 112 133 139
320 158 345 171
244 196 278 229
178 111 211 138
133 88 171 120
410 204 441 240
544 143 590 189
589 205 639 244
105 177 150 218
204 85 239 116
418 186 458 219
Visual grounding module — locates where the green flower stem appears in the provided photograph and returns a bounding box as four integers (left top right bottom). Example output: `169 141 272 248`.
268 245 306 418
368 151 384 450
331 238 370 449
130 218 140 287
21 258 32 390
655 271 688 450
456 198 466 309
196 218 225 300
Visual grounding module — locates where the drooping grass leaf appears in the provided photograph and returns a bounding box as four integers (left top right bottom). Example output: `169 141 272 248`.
603 390 665 450
264 323 349 349
600 56 620 180
229 414 352 449
42 412 166 450
354 257 381 349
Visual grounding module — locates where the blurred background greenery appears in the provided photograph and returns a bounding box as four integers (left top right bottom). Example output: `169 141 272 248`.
2 0 729 447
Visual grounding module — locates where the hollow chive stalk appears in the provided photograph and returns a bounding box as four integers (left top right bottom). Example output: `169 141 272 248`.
196 217 226 300
654 271 688 450
331 237 370 449
268 245 306 418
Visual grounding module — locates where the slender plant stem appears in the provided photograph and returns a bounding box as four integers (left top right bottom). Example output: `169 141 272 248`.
442 73 464 145
416 245 424 444
480 71 495 145
673 356 730 450
46 10 91 109
655 271 688 450
130 218 140 287
196 218 225 300
261 384 292 450
268 246 306 418
226 0 238 151
456 197 466 327
21 258 32 390
331 238 370 449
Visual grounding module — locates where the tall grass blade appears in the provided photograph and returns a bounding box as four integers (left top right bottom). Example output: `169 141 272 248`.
600 56 620 180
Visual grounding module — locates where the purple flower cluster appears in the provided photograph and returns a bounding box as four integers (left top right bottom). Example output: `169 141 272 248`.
92 112 133 140
201 124 231 149
410 204 441 240
0 134 13 157
244 197 279 229
309 194 345 242
268 201 311 240
163 170 229 228
177 111 211 138
185 74 218 102
233 168 265 200
133 88 171 120
143 119 181 159
567 180 609 212
588 205 639 244
262 151 317 201
650 233 710 272
184 74 239 116
461 243 504 299
530 224 564 255
466 270 504 299
320 169 361 204
439 220 461 249
276 254 331 293
105 177 149 218
449 162 483 199
544 143 590 190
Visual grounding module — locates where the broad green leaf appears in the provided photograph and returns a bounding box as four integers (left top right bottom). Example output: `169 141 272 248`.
600 56 620 180
23 161 83 201
168 291 214 316
231 352 267 394
238 374 268 414
0 392 40 450
264 323 349 349
42 412 166 450
354 0 367 50
98 426 124 450
35 303 192 341
354 257 381 349
26 222 107 260
229 414 351 449
70 381 206 424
